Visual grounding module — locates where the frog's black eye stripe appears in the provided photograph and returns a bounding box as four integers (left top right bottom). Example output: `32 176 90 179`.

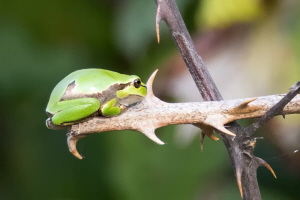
133 79 141 88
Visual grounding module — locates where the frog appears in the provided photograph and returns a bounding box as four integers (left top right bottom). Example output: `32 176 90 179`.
46 68 147 127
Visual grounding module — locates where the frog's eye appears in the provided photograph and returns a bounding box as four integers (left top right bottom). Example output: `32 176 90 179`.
133 79 141 88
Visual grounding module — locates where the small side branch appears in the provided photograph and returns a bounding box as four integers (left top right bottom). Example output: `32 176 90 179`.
245 82 300 137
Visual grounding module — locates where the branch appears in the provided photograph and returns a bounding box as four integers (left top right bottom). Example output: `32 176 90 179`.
153 0 298 199
155 0 222 101
47 71 300 161
47 1 299 199
244 82 300 137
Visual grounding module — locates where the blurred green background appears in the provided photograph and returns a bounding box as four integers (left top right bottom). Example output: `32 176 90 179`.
0 0 300 199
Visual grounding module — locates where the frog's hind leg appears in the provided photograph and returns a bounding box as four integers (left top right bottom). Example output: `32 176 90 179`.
51 98 100 125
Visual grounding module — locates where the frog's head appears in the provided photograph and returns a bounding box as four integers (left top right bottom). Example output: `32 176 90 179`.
116 76 147 106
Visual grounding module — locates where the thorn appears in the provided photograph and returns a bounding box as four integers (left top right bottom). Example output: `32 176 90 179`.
205 131 219 141
200 132 205 151
214 126 236 137
199 129 219 151
278 110 286 119
67 134 83 159
155 3 161 44
146 69 159 97
236 167 243 198
257 157 277 179
229 98 258 115
263 162 277 179
196 124 219 141
197 124 219 151
203 117 235 136
239 98 257 107
289 81 300 92
141 129 165 145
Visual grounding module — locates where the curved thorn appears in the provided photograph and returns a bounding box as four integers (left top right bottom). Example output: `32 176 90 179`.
263 162 277 179
257 157 277 179
146 69 159 97
67 135 83 159
142 129 165 145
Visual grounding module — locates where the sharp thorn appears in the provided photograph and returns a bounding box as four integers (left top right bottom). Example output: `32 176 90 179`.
142 129 165 145
264 162 277 179
155 4 161 44
196 124 219 141
241 98 257 106
146 69 159 97
215 126 236 137
206 132 219 141
289 81 300 91
236 168 243 198
67 135 83 159
257 157 277 179
156 20 160 44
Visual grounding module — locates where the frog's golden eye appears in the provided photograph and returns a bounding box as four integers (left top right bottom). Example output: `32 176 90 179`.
133 79 141 88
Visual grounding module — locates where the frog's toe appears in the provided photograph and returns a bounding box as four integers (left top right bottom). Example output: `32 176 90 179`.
46 118 67 130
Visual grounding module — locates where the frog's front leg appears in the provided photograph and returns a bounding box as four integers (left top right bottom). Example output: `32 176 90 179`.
51 98 100 125
100 98 125 117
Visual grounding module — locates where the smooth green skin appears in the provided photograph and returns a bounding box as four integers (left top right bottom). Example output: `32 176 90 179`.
46 69 147 126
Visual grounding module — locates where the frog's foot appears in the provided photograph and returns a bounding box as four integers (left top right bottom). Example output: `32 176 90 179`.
101 98 123 117
46 118 67 130
119 104 127 112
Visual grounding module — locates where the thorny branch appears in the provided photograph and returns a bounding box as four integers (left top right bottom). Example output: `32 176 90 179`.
245 82 300 137
47 1 300 200
47 71 300 161
155 0 222 101
154 0 299 199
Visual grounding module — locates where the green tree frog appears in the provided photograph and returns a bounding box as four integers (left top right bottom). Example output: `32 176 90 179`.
46 69 147 127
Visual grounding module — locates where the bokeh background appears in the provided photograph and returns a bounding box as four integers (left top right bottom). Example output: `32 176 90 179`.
1 0 300 199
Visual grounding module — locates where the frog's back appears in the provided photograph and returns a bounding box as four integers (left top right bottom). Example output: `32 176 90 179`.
46 69 139 112
74 69 137 91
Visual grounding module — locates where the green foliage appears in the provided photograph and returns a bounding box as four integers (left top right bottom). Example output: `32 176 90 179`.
196 0 264 29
